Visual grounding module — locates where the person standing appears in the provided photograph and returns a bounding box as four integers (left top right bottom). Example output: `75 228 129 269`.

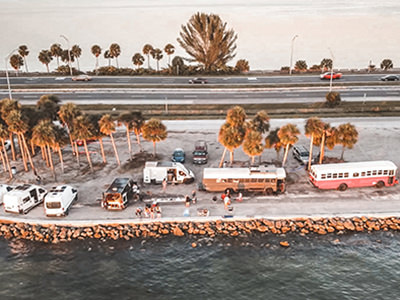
191 190 197 204
185 195 191 207
162 178 167 193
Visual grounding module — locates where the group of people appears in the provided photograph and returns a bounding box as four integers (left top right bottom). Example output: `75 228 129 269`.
221 189 243 210
135 202 162 219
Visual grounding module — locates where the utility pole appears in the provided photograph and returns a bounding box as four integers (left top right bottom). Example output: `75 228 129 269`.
289 35 299 75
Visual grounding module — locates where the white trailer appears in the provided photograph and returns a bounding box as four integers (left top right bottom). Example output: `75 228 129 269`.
143 161 195 184
0 184 14 205
44 185 78 217
3 184 47 214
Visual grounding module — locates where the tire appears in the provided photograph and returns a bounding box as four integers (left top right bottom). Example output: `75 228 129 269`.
265 188 274 195
376 181 385 188
338 183 348 191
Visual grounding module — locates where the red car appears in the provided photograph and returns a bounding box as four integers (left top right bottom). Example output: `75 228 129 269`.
320 72 342 80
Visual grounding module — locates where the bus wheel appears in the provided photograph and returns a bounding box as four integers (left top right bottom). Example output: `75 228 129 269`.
338 183 348 191
265 188 274 195
376 181 385 188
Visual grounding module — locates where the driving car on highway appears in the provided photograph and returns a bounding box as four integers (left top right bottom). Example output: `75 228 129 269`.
320 72 342 80
380 75 399 81
188 78 207 84
72 75 92 82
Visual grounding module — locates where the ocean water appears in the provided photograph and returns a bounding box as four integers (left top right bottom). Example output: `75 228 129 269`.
1 0 400 71
1 231 400 299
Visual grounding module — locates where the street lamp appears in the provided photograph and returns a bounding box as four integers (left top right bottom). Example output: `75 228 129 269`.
60 34 73 76
289 35 299 75
328 47 335 92
5 48 18 100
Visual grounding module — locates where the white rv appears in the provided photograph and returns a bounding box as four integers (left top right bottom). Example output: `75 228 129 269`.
143 161 195 184
44 185 78 217
3 184 47 214
0 184 14 205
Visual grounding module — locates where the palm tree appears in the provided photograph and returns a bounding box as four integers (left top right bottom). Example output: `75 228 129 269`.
109 43 121 68
278 123 300 166
32 119 57 180
104 50 113 67
117 112 135 158
0 124 12 178
218 122 245 167
142 118 167 157
99 114 120 166
132 53 145 69
131 111 145 152
58 102 81 153
10 54 24 76
18 45 29 72
50 43 63 68
61 49 75 65
38 50 52 73
142 44 154 69
249 110 270 134
265 128 283 161
294 60 308 72
336 123 358 160
36 94 60 121
151 48 163 71
380 59 393 70
305 117 324 170
164 43 175 65
320 58 332 72
71 115 95 172
243 130 263 164
226 106 247 127
0 98 21 160
91 45 102 74
87 114 106 164
53 126 68 174
71 45 82 71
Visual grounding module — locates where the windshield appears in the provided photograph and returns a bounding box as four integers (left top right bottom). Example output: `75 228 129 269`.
46 202 61 209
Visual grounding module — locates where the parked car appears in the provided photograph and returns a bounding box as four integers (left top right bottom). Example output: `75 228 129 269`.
76 138 96 146
172 148 185 163
2 140 11 151
188 78 207 84
192 140 208 164
320 72 342 80
72 74 92 82
380 75 399 81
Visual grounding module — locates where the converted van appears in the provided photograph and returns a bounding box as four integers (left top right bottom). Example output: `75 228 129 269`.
143 161 195 184
3 184 47 214
0 184 14 205
44 185 78 217
102 178 135 210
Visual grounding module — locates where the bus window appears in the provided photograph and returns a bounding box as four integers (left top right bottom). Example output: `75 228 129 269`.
257 178 264 183
327 173 332 179
344 173 349 178
383 170 388 175
353 172 359 177
390 170 394 176
338 173 343 178
367 171 371 176
271 179 276 183
372 170 377 175
321 174 326 179
378 170 382 175
251 178 257 183
227 179 233 183
333 173 338 179
361 172 366 177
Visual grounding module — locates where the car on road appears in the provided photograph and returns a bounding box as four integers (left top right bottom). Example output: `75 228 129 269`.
380 75 399 81
320 72 342 80
76 138 96 146
172 148 185 163
72 74 92 82
188 78 207 84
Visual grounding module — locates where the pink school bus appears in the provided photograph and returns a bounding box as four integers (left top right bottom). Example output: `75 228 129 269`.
309 160 398 191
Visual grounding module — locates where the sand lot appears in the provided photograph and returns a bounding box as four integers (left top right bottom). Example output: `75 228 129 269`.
0 117 399 220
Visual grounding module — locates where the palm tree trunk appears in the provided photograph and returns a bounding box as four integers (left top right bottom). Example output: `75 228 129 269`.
75 142 80 167
157 60 159 72
340 145 345 160
0 147 6 172
95 57 99 74
251 156 255 165
10 133 16 161
30 139 36 156
319 132 326 164
307 133 314 171
56 57 60 68
229 150 234 166
126 128 132 158
1 140 12 178
17 133 28 171
76 58 80 71
99 138 106 164
147 54 150 69
46 64 49 73
116 57 119 68
110 133 120 166
21 133 36 174
134 129 142 152
218 147 227 168
58 147 64 173
83 140 93 172
42 146 49 167
47 144 56 181
152 141 156 157
282 144 290 167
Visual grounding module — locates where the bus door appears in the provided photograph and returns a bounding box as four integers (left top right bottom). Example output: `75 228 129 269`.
277 179 285 193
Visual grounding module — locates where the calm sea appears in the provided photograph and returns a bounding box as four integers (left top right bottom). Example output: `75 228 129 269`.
1 232 400 299
1 0 400 71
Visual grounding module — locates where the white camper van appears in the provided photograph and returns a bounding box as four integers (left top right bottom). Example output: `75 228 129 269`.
0 184 14 205
143 161 195 184
3 184 47 214
44 185 78 217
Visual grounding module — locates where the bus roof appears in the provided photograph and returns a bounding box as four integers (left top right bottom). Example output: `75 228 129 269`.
203 166 286 179
310 161 397 174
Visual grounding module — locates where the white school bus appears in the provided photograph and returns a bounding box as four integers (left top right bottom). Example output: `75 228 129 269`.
202 166 286 194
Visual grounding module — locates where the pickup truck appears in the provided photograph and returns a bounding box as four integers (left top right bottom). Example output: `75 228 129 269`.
192 140 208 164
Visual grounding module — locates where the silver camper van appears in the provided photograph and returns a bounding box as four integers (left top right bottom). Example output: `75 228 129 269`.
3 184 47 214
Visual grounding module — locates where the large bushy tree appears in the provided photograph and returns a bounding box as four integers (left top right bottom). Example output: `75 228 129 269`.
178 12 237 71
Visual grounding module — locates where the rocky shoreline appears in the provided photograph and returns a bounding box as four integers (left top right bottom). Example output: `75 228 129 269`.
1 216 400 244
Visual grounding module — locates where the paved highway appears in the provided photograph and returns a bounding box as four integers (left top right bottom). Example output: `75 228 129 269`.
0 73 398 86
1 86 399 105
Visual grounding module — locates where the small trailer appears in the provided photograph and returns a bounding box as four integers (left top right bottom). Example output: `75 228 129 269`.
44 185 78 217
3 184 47 214
143 161 195 184
101 178 135 210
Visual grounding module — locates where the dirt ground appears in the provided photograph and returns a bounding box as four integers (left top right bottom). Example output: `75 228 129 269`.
1 117 400 207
